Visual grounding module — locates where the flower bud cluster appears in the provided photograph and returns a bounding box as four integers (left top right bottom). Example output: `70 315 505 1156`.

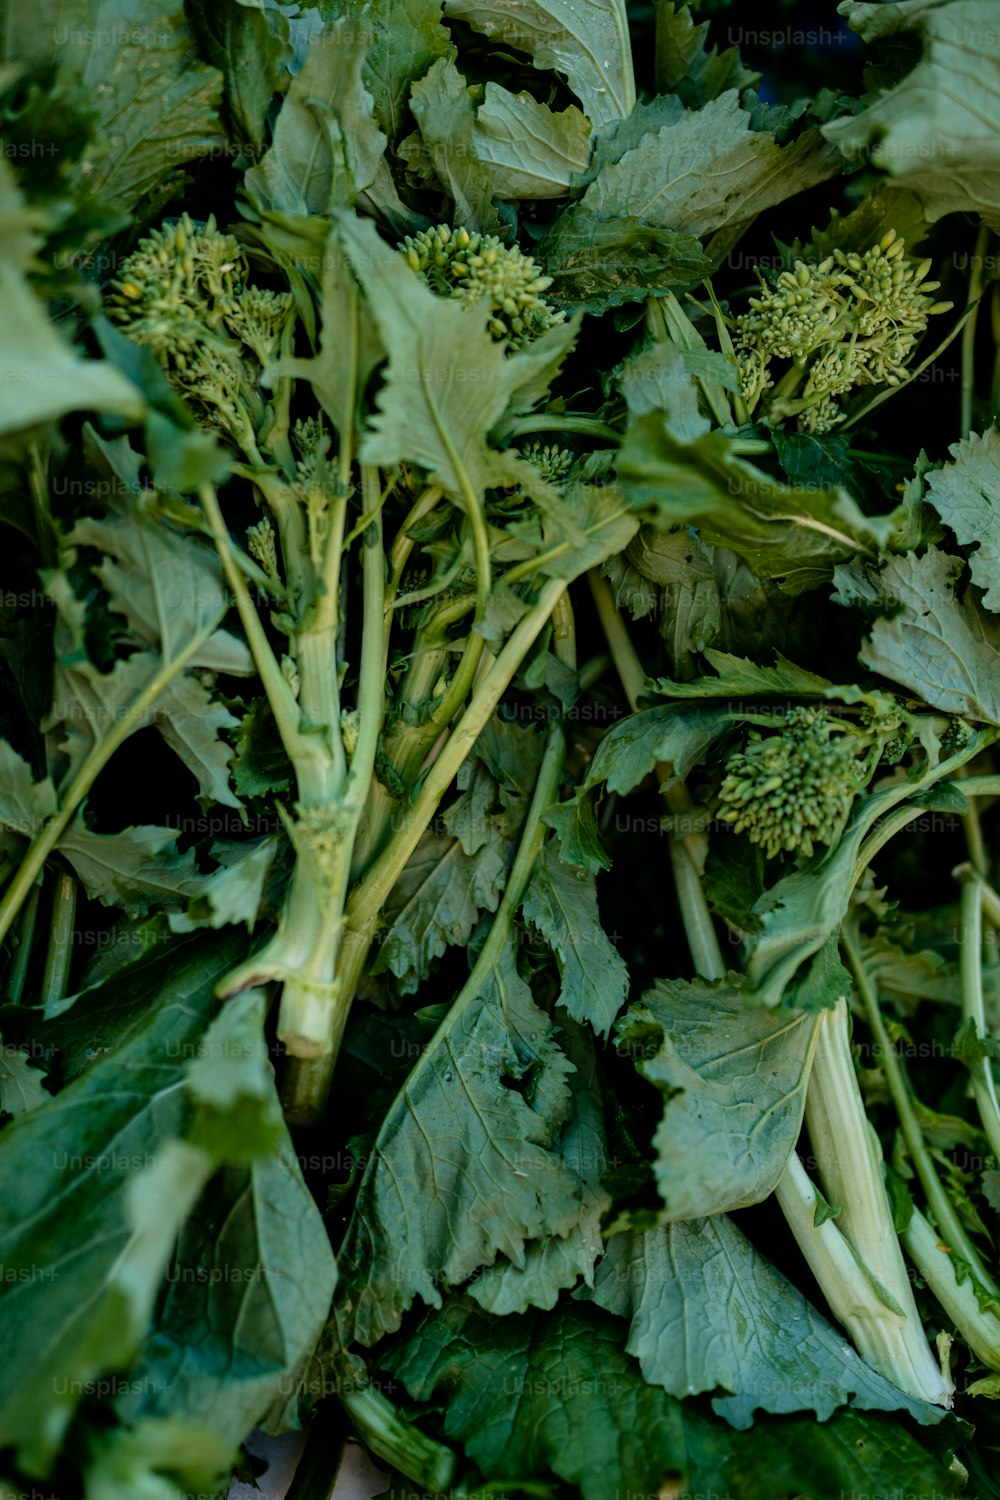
734 231 952 432
398 224 565 349
521 442 575 485
110 214 292 440
717 707 864 858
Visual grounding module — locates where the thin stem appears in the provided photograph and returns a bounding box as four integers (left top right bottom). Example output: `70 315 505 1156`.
956 868 1000 1166
842 919 1000 1297
27 443 57 568
344 578 567 942
957 765 990 877
0 619 223 950
587 568 723 978
198 481 309 769
961 224 990 439
39 869 76 1013
262 315 298 478
385 485 444 615
508 415 621 443
903 1204 1000 1371
6 878 41 1003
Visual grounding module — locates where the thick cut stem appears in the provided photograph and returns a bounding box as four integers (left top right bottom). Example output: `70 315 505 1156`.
800 996 949 1402
776 1153 953 1405
338 1386 456 1494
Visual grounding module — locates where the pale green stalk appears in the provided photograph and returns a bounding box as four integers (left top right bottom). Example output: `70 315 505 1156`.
903 1205 1000 1371
776 1153 953 1404
285 584 575 1123
587 568 723 978
842 919 1000 1300
803 996 952 1403
956 868 1000 1166
39 870 77 1013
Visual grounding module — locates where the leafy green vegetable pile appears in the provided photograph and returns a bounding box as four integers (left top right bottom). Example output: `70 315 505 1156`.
9 0 1000 1496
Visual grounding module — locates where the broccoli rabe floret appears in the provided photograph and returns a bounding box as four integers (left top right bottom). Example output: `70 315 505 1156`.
397 224 565 349
717 707 865 859
735 230 952 433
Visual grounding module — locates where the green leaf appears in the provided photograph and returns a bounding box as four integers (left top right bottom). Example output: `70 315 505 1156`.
406 56 502 233
342 0 451 142
266 228 382 446
653 2 760 106
0 263 143 438
786 934 854 1015
592 1214 943 1427
522 839 629 1037
35 925 197 1069
925 426 1000 611
0 1043 48 1116
334 212 580 502
617 974 818 1219
0 739 57 861
168 835 280 934
472 84 592 199
824 0 1000 227
334 936 580 1345
623 339 702 426
82 1417 233 1500
114 1137 336 1447
371 825 511 994
43 431 252 803
1 0 225 216
834 549 1000 722
0 932 250 1472
468 1018 610 1314
685 1407 964 1500
229 697 292 800
579 92 839 241
69 433 248 676
530 480 640 583
382 1298 962 1500
620 411 890 593
544 705 733 873
702 836 767 933
650 648 834 700
59 818 209 917
537 206 712 314
442 0 636 129
741 760 977 1010
245 17 388 213
0 152 47 275
186 0 293 149
382 1299 685 1500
